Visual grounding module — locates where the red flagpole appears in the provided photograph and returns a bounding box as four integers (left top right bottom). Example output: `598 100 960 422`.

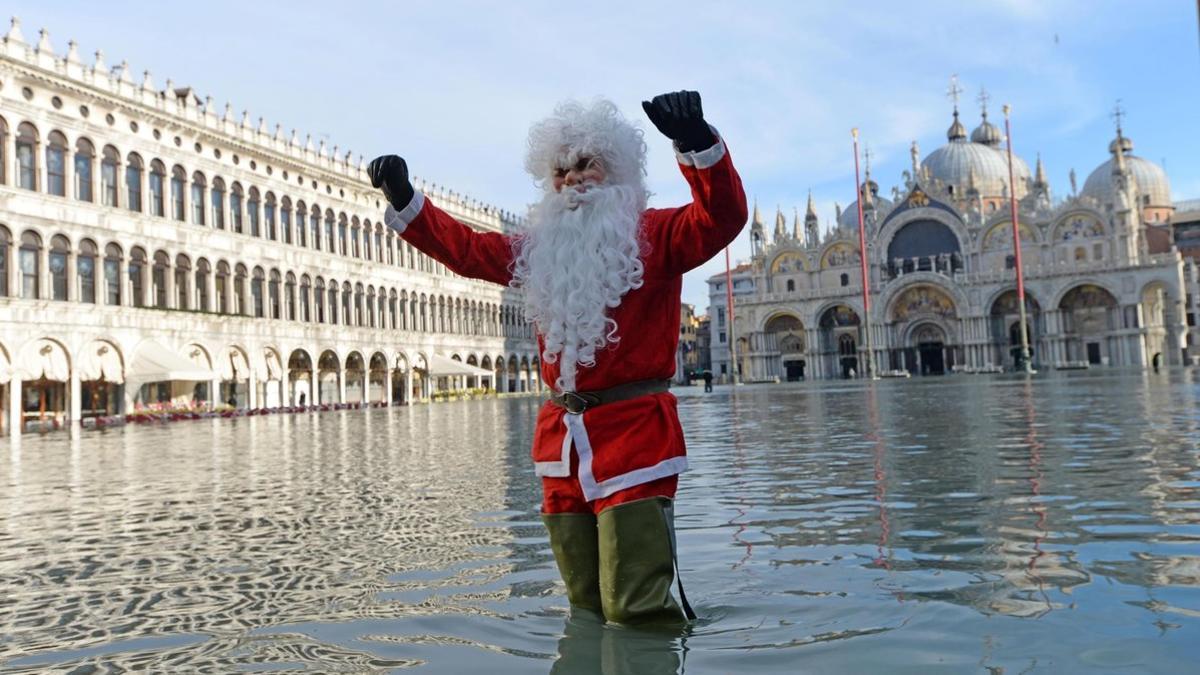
1003 105 1034 373
724 246 739 385
851 128 877 379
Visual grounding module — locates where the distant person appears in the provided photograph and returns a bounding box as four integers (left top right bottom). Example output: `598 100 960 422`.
702 370 713 393
298 392 306 407
369 91 746 628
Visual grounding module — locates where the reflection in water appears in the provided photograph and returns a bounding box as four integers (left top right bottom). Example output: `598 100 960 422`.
1 371 1199 673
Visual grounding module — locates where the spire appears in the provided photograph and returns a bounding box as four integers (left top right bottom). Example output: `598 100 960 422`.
947 110 967 141
805 191 820 248
1113 132 1127 176
751 199 762 227
946 74 967 141
1107 100 1134 156
970 86 1003 147
35 27 51 54
774 206 787 241
792 207 801 240
92 49 107 75
1034 153 1047 186
116 60 133 84
5 17 26 44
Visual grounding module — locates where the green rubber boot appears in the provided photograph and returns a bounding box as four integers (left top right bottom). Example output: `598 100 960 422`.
597 497 688 628
543 512 603 615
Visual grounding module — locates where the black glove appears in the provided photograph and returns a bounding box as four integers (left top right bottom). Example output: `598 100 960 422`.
641 90 715 153
367 155 416 211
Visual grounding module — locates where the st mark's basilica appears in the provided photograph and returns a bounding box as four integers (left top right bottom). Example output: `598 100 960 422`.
708 93 1196 382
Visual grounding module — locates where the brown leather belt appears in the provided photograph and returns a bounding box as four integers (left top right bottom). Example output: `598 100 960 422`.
549 379 671 414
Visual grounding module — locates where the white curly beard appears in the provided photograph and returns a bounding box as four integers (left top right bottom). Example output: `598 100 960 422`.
511 183 645 392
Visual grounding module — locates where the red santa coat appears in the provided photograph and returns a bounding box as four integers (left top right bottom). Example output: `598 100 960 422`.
385 137 746 501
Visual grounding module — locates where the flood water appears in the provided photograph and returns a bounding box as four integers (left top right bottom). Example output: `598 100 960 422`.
2 370 1199 673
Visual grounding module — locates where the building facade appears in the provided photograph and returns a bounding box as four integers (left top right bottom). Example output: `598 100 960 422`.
709 102 1192 381
673 302 700 383
706 262 755 382
0 19 539 437
694 314 711 375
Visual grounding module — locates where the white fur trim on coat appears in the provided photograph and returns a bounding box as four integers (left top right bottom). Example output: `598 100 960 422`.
674 126 726 170
383 191 426 234
534 412 689 501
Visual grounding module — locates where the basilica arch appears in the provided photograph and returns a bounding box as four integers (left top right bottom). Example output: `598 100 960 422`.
877 197 969 278
1051 210 1109 265
1139 280 1182 368
988 289 1043 369
1057 283 1118 365
815 303 861 379
978 219 1041 272
885 282 961 375
762 312 807 381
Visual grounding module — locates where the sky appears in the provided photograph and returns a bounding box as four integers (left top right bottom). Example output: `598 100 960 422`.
12 1 1200 312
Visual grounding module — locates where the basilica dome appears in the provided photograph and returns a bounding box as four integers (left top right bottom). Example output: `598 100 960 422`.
921 111 1030 200
1081 133 1171 208
970 115 1003 147
837 179 894 229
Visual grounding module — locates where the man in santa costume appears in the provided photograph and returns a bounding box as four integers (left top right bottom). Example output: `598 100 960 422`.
368 90 746 627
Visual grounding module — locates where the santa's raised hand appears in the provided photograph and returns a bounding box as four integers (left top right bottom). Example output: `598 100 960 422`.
641 90 715 153
367 154 416 212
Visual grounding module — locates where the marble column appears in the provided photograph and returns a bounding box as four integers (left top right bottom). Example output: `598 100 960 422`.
280 368 290 409
66 250 77 302
204 270 216 312
68 371 81 437
39 244 51 300
8 376 22 440
163 260 175 309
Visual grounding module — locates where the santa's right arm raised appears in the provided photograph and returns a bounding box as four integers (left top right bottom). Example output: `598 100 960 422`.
367 155 514 286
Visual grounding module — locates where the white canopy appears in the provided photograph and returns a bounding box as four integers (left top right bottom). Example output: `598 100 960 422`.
256 348 283 381
427 354 494 378
128 340 217 383
216 347 252 381
17 339 70 381
78 341 125 384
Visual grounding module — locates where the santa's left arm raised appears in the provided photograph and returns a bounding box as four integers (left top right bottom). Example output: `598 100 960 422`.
641 91 749 275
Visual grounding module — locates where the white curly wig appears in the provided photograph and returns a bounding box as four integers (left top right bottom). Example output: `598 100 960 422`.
524 98 648 198
513 98 650 391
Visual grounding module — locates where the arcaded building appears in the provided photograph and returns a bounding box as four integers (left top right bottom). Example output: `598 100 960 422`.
0 19 539 436
709 99 1193 381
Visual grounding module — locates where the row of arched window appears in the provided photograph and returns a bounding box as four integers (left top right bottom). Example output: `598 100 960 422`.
0 226 533 339
0 116 459 277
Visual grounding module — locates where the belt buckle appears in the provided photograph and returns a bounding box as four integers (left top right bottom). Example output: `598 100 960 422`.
562 391 589 415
